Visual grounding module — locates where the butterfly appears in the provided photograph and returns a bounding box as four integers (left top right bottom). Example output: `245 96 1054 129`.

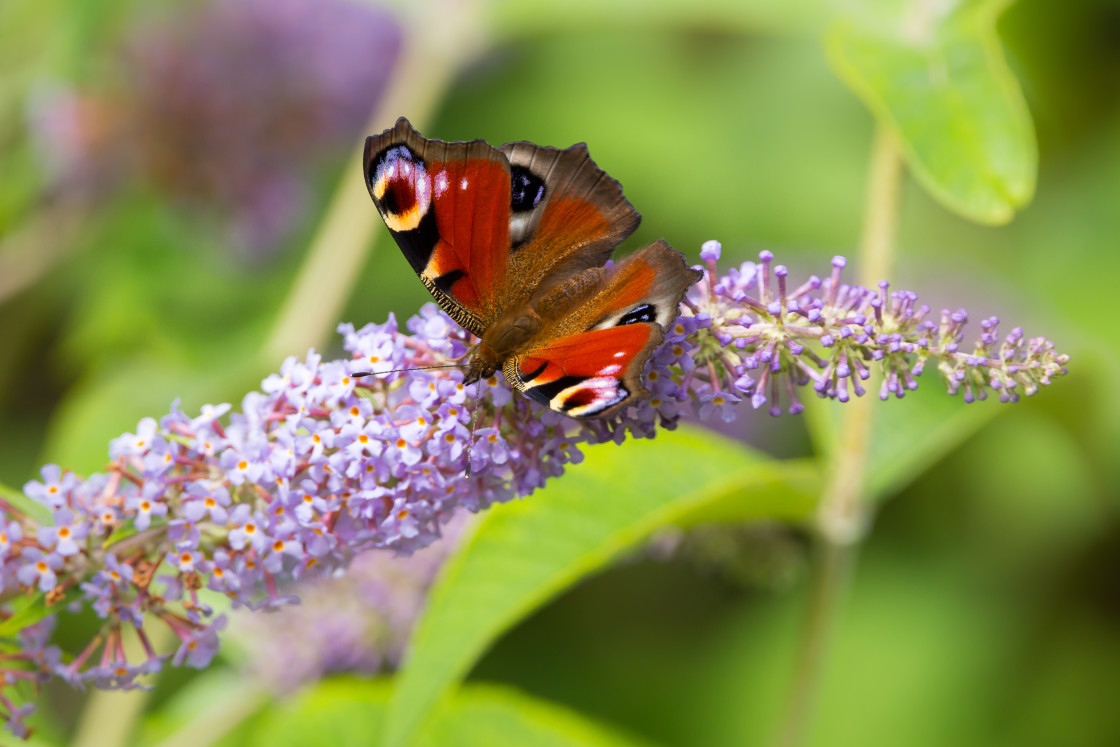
363 117 700 418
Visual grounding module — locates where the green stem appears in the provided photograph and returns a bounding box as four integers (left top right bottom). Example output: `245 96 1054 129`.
771 124 902 747
857 127 903 287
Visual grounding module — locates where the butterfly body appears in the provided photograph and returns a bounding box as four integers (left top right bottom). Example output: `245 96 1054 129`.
364 117 699 418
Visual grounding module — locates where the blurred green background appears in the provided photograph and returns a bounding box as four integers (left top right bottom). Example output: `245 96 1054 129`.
1 0 1117 745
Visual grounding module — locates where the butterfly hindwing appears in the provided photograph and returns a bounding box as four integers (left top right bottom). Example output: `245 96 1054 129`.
504 323 661 418
364 118 512 336
505 241 701 418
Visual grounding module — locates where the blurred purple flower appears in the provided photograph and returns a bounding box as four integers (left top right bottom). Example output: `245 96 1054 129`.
231 513 470 693
28 0 402 256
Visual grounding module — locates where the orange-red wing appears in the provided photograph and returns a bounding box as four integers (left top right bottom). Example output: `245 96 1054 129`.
364 118 512 335
504 323 661 418
584 240 703 332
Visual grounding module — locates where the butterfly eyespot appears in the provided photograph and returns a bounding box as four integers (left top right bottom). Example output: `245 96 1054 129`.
371 145 431 232
510 165 546 212
619 303 656 326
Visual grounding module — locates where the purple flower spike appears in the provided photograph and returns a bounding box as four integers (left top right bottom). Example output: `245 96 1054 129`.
700 240 722 262
676 245 1067 418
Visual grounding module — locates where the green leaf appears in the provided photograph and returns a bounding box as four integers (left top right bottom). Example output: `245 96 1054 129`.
101 517 140 549
489 0 829 39
826 0 1037 224
384 427 820 747
136 671 270 747
422 683 660 747
0 589 73 638
0 481 51 525
805 384 1002 502
253 678 658 747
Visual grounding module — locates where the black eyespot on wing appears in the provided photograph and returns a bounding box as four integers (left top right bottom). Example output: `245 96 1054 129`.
510 165 545 212
367 143 440 276
566 383 628 415
562 388 598 411
619 304 656 326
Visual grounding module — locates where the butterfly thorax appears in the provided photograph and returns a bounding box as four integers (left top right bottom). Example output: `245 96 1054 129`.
463 308 542 386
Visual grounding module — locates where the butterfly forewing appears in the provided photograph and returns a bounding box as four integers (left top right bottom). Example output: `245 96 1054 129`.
364 118 512 335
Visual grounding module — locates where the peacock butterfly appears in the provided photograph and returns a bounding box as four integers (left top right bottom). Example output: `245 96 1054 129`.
363 117 700 418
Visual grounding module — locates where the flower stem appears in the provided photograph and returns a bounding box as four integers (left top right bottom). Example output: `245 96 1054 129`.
771 124 902 747
857 126 903 287
69 623 175 747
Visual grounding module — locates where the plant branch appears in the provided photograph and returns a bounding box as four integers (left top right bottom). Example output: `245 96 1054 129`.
771 124 902 747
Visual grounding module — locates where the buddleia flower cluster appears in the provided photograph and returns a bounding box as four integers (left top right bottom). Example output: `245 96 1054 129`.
0 245 1067 738
672 241 1069 416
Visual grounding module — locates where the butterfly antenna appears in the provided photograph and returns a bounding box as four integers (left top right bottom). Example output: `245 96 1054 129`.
351 363 464 378
464 376 486 477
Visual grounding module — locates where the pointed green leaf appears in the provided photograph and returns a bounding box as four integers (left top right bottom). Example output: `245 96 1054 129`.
384 428 819 747
252 678 658 747
826 0 1037 224
805 384 1002 502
